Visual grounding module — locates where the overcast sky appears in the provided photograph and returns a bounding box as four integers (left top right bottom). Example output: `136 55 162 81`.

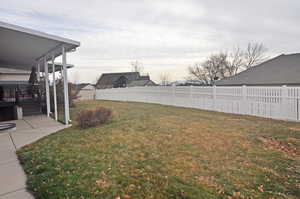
1 0 300 83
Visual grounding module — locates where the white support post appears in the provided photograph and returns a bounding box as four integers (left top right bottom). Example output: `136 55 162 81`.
37 62 40 82
189 85 193 107
172 85 176 106
281 85 288 120
213 85 217 111
62 45 70 125
44 57 50 117
242 85 247 114
189 85 193 99
52 56 58 121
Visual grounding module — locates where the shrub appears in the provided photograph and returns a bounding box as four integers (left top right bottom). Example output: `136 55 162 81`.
76 107 112 129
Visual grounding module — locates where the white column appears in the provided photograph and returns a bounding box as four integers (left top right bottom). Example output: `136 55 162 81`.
37 62 40 82
44 57 50 117
189 85 193 107
242 85 247 114
62 45 70 125
213 85 217 111
52 56 58 121
172 85 176 106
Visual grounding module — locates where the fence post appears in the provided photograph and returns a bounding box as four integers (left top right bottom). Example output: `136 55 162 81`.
242 85 247 114
172 85 176 105
189 85 193 107
281 85 288 120
213 85 216 110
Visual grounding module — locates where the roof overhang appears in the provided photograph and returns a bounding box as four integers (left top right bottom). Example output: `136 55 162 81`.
0 21 80 71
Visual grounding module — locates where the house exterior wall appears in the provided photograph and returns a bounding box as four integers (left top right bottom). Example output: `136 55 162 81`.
0 74 29 81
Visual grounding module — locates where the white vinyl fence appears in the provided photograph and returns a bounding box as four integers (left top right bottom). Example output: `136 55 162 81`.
96 86 300 122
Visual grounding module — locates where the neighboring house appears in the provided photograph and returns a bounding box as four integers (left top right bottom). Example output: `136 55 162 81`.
169 80 205 86
96 72 156 89
75 83 90 90
128 79 156 87
77 84 95 100
216 53 300 86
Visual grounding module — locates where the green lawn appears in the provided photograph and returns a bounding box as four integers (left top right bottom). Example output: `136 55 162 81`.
18 100 300 199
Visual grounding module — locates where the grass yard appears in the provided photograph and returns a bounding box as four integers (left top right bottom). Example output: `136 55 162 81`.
18 100 300 199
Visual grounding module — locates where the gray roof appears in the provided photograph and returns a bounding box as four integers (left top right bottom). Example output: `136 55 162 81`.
216 53 300 86
128 80 156 87
96 72 140 88
76 83 90 90
138 75 150 80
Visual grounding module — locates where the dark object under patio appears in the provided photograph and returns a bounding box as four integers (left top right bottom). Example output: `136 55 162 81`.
0 123 16 131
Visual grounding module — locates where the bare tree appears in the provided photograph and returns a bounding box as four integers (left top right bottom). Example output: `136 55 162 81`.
188 42 269 84
131 60 143 73
244 42 268 69
159 73 171 86
188 53 228 85
226 46 244 76
188 62 210 85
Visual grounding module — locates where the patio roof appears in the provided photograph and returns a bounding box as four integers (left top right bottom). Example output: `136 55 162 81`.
46 63 74 73
0 21 80 71
0 63 74 73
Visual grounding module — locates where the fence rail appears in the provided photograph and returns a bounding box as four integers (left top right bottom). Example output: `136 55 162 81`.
95 86 300 122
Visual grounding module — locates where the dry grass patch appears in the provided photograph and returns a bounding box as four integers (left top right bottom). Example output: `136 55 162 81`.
18 100 300 199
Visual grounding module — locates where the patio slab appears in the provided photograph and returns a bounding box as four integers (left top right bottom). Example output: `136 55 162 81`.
0 134 16 165
0 189 34 199
11 126 66 149
0 161 27 197
0 115 69 199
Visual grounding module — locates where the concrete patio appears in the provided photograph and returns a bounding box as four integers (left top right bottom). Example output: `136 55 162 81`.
0 115 68 199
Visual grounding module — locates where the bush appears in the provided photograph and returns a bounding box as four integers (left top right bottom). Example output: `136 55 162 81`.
76 107 112 129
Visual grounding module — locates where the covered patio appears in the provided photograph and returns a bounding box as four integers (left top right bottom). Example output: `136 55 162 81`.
0 21 80 124
0 21 80 199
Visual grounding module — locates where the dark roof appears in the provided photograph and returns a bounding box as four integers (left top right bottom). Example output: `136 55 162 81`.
128 80 156 87
216 53 300 86
138 75 150 80
96 72 140 88
76 83 90 90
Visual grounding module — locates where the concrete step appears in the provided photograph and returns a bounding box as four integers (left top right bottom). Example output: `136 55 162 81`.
23 112 42 116
19 101 42 116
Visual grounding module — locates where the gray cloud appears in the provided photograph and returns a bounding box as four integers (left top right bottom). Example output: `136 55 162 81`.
1 0 300 82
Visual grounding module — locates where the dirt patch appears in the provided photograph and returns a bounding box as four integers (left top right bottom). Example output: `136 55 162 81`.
258 136 298 158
